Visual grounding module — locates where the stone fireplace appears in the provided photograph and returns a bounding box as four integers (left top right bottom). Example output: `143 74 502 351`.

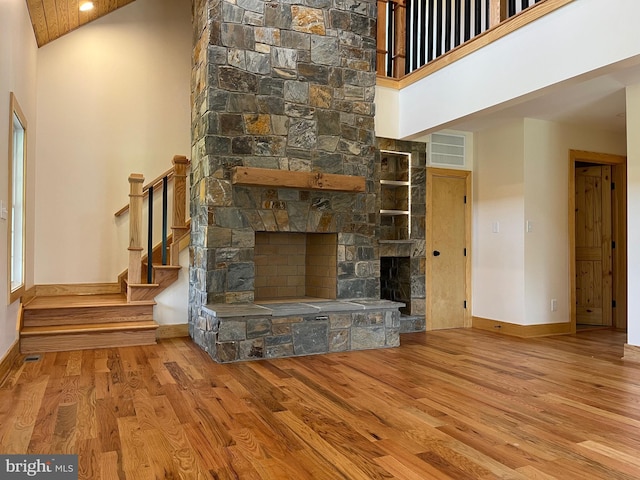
189 0 420 362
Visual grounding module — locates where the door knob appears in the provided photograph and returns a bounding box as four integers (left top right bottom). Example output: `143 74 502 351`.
433 250 440 256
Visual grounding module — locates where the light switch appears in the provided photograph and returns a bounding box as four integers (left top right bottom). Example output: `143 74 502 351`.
0 200 7 220
492 221 499 233
526 220 533 232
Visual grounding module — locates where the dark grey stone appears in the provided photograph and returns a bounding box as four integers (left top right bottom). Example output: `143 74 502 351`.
228 49 246 69
240 338 265 359
265 334 293 346
298 63 329 83
219 66 258 93
257 96 285 115
246 51 271 74
281 30 311 49
228 93 258 112
247 318 272 338
223 2 244 23
220 114 244 135
266 344 295 358
317 110 340 135
244 11 264 26
311 36 340 65
221 24 256 50
272 47 297 69
329 329 349 352
205 136 231 154
232 136 253 154
284 80 309 103
264 3 292 29
288 119 317 149
238 0 265 13
293 322 329 355
285 103 314 119
227 262 255 291
259 77 285 95
215 207 248 229
218 320 247 341
351 326 385 349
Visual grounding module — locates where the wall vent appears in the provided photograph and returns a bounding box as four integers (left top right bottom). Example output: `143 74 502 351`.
429 133 465 167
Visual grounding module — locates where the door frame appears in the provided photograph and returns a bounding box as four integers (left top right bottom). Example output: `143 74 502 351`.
569 149 627 333
426 168 472 330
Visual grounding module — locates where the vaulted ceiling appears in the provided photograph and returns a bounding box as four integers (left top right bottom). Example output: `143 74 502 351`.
26 0 135 47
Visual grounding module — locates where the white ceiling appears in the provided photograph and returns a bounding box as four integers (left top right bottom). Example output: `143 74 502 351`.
448 59 640 136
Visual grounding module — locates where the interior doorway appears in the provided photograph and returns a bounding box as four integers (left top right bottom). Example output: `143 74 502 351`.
426 168 471 330
569 150 627 333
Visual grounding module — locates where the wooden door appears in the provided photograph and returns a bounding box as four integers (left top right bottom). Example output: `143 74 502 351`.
575 165 612 326
427 171 469 330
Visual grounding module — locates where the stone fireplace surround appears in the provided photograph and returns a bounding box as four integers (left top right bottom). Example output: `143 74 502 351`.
189 0 424 362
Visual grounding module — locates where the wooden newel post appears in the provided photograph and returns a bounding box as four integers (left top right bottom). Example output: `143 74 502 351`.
171 155 190 265
127 173 145 302
376 0 389 76
392 0 406 78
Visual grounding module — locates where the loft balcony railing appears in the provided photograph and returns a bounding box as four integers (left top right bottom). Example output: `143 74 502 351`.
377 0 555 79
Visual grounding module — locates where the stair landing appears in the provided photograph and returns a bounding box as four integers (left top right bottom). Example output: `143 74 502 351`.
21 293 158 353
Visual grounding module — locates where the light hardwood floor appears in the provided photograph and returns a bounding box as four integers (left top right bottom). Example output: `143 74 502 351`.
1 329 639 479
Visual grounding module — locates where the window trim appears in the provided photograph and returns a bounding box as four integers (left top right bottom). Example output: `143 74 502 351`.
8 92 27 304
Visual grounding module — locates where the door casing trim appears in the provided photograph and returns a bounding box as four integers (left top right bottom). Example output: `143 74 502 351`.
569 149 627 333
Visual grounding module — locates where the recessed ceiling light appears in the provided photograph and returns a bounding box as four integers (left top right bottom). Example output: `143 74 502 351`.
79 2 94 11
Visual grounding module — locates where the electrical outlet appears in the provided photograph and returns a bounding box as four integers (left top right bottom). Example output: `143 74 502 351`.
551 299 557 312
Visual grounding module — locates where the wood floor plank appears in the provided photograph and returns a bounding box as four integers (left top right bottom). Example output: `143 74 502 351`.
1 329 639 479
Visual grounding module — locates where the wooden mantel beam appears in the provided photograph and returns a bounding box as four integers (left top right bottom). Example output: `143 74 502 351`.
231 167 366 193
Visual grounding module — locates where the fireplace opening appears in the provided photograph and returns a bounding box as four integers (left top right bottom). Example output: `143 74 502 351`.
254 232 337 301
380 256 411 315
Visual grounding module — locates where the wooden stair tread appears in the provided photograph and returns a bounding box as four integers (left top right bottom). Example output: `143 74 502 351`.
22 320 158 336
126 283 161 289
24 293 155 310
150 264 181 270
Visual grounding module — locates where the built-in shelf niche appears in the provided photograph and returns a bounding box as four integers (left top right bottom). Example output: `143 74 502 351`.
380 150 411 241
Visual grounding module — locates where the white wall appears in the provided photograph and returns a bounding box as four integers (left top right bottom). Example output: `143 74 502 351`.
35 0 191 288
473 118 625 326
473 120 526 323
523 119 625 326
0 0 38 358
626 83 640 347
397 0 640 138
374 85 400 139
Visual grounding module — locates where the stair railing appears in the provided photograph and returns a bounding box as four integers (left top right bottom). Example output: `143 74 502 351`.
378 0 547 78
125 155 189 302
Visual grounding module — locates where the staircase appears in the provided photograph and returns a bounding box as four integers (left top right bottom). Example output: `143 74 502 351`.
20 156 190 354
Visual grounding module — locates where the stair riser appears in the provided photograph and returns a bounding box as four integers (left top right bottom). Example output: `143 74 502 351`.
154 269 179 288
23 305 154 327
21 329 157 354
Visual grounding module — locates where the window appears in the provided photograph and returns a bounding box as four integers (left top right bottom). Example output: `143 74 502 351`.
8 93 27 304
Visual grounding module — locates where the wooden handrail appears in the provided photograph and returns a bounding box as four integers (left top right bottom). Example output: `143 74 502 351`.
115 156 190 217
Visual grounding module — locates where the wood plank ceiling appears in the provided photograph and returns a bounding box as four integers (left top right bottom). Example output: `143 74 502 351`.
26 0 136 47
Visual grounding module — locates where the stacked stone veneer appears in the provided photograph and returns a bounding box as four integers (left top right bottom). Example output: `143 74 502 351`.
377 137 427 318
190 0 393 361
